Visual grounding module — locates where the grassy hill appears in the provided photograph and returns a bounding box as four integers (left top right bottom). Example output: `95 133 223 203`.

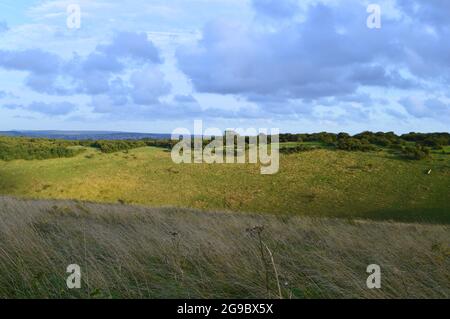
0 145 448 223
0 196 448 299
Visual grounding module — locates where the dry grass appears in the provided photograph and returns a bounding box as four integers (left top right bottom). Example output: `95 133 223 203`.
0 196 448 299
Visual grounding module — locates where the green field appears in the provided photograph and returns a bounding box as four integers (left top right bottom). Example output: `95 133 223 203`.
0 145 449 223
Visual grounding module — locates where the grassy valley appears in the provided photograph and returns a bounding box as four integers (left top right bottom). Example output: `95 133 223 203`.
0 141 448 223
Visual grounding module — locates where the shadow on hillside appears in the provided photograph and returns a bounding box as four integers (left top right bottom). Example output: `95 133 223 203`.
345 207 450 225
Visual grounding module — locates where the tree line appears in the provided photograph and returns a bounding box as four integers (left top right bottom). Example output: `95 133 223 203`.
0 136 82 161
1 131 448 161
0 136 176 161
278 131 450 160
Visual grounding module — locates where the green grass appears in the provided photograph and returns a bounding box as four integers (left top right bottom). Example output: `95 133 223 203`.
0 146 448 223
0 196 448 299
438 145 450 154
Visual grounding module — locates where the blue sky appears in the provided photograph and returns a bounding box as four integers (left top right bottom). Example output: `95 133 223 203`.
0 0 449 133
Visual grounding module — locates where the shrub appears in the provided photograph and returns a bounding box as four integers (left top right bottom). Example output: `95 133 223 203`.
401 132 450 148
401 145 430 160
0 136 81 161
336 138 376 152
280 145 315 154
90 140 147 153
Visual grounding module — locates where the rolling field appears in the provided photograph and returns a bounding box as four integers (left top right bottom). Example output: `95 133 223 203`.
0 196 448 299
0 146 449 223
0 140 448 299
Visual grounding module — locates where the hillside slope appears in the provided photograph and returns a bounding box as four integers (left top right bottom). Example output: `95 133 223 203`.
0 196 448 298
0 147 449 223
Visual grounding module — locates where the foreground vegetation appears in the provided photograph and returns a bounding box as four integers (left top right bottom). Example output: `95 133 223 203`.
0 196 448 299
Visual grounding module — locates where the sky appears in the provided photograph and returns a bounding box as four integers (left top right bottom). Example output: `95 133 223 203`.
0 0 449 134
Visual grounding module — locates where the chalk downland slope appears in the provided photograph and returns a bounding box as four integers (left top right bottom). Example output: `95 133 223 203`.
0 146 449 223
0 196 448 299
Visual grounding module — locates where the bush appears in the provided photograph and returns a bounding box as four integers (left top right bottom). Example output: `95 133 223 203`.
280 145 315 154
0 136 81 161
336 138 376 152
90 140 147 153
401 145 430 160
401 132 450 148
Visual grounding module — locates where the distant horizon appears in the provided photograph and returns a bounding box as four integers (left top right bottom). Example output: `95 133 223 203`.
1 128 449 136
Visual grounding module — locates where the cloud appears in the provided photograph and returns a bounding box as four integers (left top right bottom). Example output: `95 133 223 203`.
3 103 21 110
129 66 171 105
176 0 450 112
27 101 77 115
2 101 76 116
397 0 450 27
80 53 123 73
0 21 8 32
177 3 416 102
0 90 18 99
65 32 165 96
1 0 450 131
399 97 450 119
0 49 61 74
97 31 162 63
89 66 173 115
251 0 299 19
0 31 167 103
89 92 264 121
25 73 69 95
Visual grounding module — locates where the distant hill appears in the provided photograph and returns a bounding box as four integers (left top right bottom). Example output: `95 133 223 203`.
0 130 171 140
